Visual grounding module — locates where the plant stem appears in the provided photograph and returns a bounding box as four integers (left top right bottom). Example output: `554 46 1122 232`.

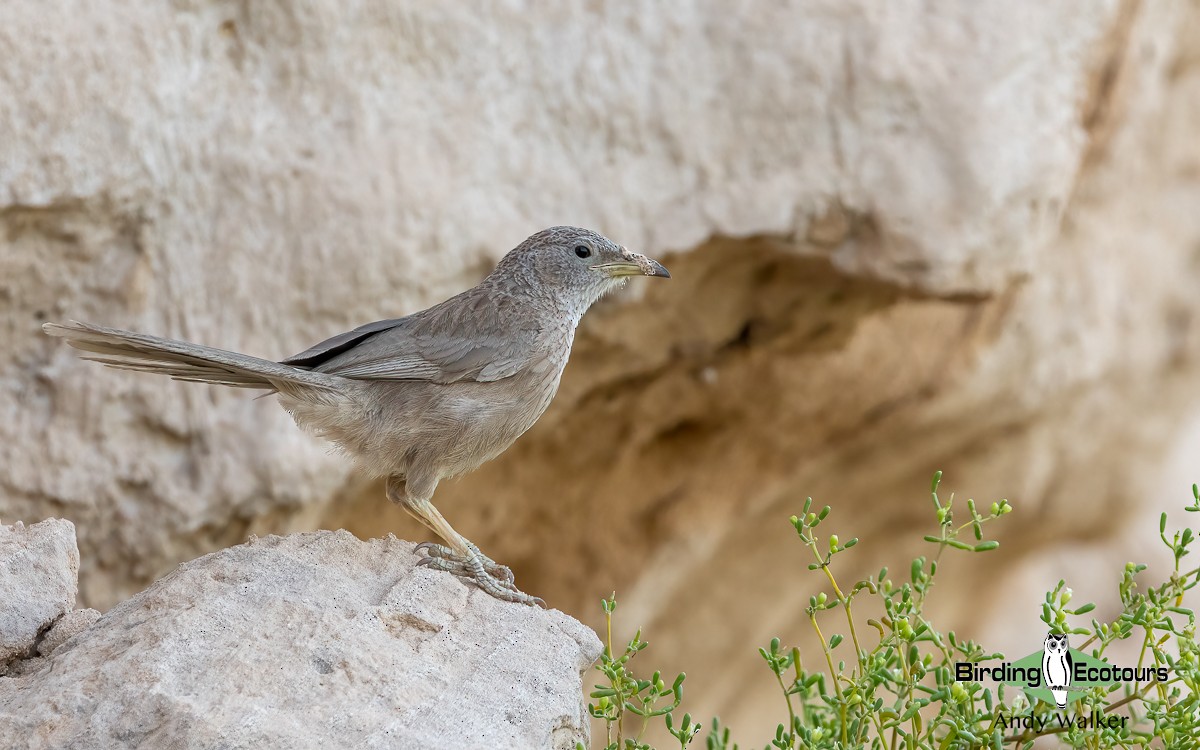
773 667 797 748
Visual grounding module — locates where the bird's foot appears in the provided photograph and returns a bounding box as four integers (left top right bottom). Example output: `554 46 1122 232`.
414 541 515 583
413 541 545 607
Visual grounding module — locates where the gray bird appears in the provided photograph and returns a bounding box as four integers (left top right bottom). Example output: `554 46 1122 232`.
43 226 670 606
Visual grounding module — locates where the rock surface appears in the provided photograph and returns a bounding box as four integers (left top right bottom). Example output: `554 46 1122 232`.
0 531 601 750
36 607 100 658
2 1 1200 744
0 519 79 672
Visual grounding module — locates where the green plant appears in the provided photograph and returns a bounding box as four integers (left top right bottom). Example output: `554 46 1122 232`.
582 474 1200 749
583 595 699 750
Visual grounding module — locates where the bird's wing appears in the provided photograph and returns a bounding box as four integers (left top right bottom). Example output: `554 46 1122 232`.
317 329 534 383
280 317 410 368
285 290 539 384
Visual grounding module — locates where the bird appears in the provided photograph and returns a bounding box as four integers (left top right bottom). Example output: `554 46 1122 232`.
43 226 670 606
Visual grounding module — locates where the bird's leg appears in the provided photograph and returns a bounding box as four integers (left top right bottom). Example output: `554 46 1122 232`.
386 475 544 607
385 476 515 585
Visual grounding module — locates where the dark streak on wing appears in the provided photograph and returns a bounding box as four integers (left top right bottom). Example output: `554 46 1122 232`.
279 317 409 368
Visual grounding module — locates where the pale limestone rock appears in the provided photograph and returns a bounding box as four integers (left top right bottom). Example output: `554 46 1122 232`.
0 531 601 750
37 608 100 657
0 519 79 671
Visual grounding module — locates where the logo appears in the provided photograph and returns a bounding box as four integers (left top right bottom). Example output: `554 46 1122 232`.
954 631 1169 731
1041 633 1071 709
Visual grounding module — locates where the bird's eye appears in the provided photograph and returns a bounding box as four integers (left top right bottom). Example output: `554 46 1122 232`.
574 245 591 259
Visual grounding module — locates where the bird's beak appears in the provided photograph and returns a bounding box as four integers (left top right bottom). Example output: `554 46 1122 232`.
592 248 671 279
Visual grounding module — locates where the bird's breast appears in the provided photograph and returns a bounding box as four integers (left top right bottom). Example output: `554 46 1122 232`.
501 350 569 431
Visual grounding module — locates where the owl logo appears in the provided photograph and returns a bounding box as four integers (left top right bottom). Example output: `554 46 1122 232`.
1042 633 1073 708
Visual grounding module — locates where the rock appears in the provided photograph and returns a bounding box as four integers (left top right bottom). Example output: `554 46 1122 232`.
0 519 79 672
36 608 100 657
0 531 601 750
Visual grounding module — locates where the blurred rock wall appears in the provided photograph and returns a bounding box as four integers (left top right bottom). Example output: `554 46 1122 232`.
3 0 1199 742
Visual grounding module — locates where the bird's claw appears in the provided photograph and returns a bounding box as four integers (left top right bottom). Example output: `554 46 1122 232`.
414 541 515 583
412 541 543 607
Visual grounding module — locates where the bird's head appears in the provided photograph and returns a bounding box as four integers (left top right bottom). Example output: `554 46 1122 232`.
496 226 670 315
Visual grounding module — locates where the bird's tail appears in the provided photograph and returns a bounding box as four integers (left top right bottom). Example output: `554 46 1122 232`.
1051 688 1067 709
43 321 343 394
